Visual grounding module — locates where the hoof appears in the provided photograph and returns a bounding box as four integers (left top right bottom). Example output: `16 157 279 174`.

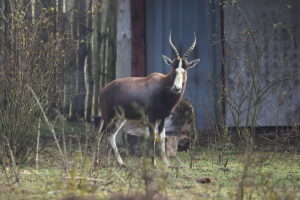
163 157 170 168
118 162 127 168
152 157 157 167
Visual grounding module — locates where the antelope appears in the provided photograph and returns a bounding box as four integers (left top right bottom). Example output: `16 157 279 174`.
98 33 200 166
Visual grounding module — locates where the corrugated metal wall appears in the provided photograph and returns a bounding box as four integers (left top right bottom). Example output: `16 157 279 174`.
224 0 300 127
145 0 222 130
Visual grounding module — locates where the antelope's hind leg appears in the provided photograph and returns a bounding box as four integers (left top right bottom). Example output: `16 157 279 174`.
108 119 126 166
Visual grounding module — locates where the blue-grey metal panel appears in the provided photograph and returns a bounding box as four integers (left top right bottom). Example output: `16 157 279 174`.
224 0 300 127
146 0 222 130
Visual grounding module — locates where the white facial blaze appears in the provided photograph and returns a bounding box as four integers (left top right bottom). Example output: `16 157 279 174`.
174 59 185 92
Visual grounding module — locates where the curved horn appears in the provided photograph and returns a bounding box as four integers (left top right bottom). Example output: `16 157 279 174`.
169 32 179 57
183 33 196 59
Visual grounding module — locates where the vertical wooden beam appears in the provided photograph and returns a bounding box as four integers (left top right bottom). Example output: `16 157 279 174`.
131 0 146 77
116 0 132 78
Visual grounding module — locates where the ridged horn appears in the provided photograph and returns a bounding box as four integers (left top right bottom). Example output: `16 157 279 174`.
169 32 179 57
183 33 196 59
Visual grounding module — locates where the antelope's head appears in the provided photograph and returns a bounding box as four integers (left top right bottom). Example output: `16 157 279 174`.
162 33 200 94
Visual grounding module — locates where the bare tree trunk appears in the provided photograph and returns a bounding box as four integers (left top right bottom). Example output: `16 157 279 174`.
84 0 93 121
102 35 108 86
62 0 70 116
75 0 87 118
102 0 117 84
55 0 64 114
35 117 41 170
106 0 117 83
84 53 93 121
99 0 108 88
56 0 63 36
68 0 78 119
116 0 131 78
91 0 101 117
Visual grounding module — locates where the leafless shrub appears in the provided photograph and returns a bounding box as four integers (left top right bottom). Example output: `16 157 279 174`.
223 1 297 144
0 5 71 165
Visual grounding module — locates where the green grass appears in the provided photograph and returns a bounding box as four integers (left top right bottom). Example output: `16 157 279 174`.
1 150 299 200
39 120 91 137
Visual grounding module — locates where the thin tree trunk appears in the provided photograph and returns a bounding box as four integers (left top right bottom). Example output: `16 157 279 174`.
99 0 108 88
31 0 40 23
84 54 93 121
62 0 70 116
75 0 87 118
35 117 41 170
56 0 63 36
84 0 93 121
105 0 117 83
68 0 78 119
56 0 64 114
91 0 101 117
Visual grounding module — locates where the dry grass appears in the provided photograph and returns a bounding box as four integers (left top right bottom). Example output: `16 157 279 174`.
0 148 299 200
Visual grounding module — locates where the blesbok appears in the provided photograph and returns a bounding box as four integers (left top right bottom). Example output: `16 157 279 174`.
98 33 200 166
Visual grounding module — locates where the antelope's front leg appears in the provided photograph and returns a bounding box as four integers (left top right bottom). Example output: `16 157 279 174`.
158 119 169 167
148 121 157 167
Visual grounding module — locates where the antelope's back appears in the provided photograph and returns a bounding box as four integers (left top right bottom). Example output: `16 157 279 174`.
100 75 165 121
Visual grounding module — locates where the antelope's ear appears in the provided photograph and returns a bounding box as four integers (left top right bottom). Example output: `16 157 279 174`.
187 59 200 69
162 55 173 66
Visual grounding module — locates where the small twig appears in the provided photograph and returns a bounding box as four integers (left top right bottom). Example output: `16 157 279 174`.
0 133 19 184
68 134 84 165
113 169 129 186
256 78 294 105
76 134 84 166
36 117 41 170
260 135 276 144
63 176 108 183
27 85 69 175
62 122 68 162
93 120 104 168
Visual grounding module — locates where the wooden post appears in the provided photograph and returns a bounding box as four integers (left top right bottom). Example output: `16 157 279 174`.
116 0 131 78
131 0 146 77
